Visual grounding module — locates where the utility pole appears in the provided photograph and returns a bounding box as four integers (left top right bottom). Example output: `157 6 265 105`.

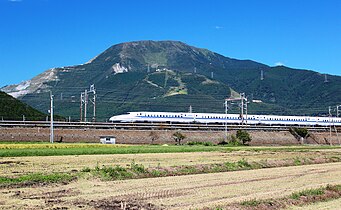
80 85 96 122
329 106 332 145
245 96 248 124
239 93 248 125
93 91 96 122
225 93 248 126
241 93 244 124
50 91 54 143
224 99 228 141
84 89 88 122
80 92 85 122
89 84 96 122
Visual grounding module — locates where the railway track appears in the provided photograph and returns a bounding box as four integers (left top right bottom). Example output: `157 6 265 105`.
0 120 336 132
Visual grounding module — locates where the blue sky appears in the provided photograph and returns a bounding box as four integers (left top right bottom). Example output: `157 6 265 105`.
0 0 340 87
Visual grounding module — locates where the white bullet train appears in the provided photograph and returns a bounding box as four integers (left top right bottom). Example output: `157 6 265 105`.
109 112 341 126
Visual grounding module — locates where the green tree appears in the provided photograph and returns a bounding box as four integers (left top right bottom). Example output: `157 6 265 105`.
294 128 309 138
236 130 252 145
173 131 186 145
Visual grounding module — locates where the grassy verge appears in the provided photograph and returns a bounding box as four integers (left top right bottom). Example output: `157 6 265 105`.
0 173 76 188
83 155 341 181
0 145 223 157
234 184 341 209
86 159 253 181
0 143 340 157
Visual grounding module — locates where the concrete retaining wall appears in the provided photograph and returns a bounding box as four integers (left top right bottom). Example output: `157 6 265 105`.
0 127 339 145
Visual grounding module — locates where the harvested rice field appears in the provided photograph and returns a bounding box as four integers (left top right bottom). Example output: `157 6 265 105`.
1 149 341 177
1 144 341 209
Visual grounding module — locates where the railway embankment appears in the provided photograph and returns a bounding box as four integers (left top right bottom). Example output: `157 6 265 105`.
0 127 340 145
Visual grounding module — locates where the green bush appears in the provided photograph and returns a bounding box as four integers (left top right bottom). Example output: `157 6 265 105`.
226 135 243 146
236 130 252 145
294 128 309 138
81 167 91 172
217 140 229 145
290 188 325 200
173 131 186 145
96 165 133 180
130 161 146 174
240 199 261 206
187 141 214 146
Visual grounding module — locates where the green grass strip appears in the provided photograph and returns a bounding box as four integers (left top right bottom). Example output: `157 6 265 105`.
0 145 221 157
0 144 339 157
0 173 75 186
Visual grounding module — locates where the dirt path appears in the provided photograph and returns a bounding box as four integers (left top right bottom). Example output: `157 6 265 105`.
2 162 341 209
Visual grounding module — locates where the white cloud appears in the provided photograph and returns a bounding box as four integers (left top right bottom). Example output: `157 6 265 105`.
275 62 285 66
8 0 23 2
214 26 223 30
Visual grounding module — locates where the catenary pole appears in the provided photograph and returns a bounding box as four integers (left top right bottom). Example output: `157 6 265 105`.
50 91 54 143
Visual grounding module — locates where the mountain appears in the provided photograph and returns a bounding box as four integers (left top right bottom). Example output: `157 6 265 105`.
0 91 46 121
2 40 341 121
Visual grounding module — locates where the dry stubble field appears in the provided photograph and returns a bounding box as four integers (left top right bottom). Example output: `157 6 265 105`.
1 144 341 209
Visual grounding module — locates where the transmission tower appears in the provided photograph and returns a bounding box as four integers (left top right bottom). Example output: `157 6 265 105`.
260 69 264 80
324 74 329 83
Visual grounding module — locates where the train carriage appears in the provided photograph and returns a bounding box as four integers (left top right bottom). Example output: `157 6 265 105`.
109 112 341 127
